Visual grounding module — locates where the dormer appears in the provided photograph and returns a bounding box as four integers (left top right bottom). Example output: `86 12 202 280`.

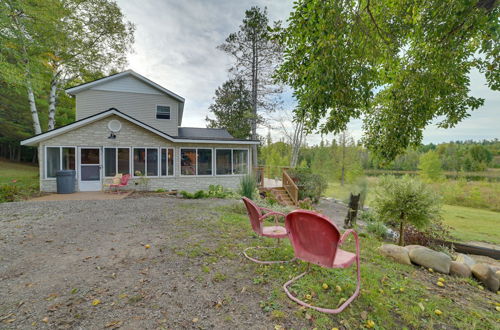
66 70 185 136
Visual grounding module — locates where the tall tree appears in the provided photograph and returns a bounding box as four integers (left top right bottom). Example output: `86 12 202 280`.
45 0 135 130
218 6 283 166
206 77 253 139
0 0 62 134
278 0 499 160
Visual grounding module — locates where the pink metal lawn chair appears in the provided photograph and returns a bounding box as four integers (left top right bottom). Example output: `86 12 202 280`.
241 197 294 264
283 210 361 314
109 174 130 193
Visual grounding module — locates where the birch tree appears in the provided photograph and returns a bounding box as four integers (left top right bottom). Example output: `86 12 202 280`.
46 0 135 130
218 6 283 167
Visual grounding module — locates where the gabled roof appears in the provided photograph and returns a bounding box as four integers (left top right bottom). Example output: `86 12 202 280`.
65 70 185 125
20 108 259 146
177 127 234 140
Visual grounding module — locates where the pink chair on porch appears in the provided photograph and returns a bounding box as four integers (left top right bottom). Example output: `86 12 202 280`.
109 174 130 193
241 197 294 264
283 210 361 314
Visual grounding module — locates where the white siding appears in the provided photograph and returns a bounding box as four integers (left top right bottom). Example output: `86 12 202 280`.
90 75 162 95
75 90 179 136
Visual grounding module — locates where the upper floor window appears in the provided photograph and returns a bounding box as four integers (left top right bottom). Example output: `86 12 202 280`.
156 105 170 119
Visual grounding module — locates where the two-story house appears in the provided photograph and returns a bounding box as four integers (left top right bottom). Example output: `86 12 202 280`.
21 70 258 192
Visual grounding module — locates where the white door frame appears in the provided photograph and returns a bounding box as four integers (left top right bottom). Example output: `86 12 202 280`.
78 147 102 191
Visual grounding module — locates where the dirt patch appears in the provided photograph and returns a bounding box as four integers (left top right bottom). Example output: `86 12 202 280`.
0 197 306 329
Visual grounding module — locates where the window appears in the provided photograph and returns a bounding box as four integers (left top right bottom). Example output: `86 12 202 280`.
146 148 158 176
161 148 174 176
46 146 75 178
133 148 146 175
133 148 158 176
104 148 130 177
156 105 170 119
233 149 248 174
197 149 212 175
180 148 196 175
216 149 232 175
215 149 249 175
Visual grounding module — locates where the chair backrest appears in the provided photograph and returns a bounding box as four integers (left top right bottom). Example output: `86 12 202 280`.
285 210 341 268
242 197 263 235
121 174 131 185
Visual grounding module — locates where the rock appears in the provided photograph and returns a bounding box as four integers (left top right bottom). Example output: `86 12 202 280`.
405 245 425 253
449 261 471 278
471 263 500 292
379 244 412 265
455 253 476 268
496 270 500 281
409 247 451 274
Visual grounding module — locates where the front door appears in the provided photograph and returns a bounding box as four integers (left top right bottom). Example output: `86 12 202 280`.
79 147 102 191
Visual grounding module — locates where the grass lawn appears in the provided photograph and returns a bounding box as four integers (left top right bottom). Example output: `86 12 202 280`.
0 159 39 201
218 204 500 329
324 179 500 245
441 205 500 245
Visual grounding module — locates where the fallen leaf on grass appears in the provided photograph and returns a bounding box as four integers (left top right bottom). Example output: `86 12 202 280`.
360 311 368 320
434 309 442 316
91 299 101 306
105 320 122 328
365 320 375 328
418 302 425 311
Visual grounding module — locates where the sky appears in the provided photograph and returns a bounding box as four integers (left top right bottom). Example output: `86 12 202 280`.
116 0 499 145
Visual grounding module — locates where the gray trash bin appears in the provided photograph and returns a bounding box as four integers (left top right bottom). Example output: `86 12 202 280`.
56 170 76 194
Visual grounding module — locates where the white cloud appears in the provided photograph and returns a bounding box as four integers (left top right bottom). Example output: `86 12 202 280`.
116 0 498 144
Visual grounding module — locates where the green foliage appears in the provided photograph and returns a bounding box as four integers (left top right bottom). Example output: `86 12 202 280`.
372 176 442 245
180 185 233 199
259 142 290 178
0 184 20 202
277 0 498 160
238 174 257 199
297 198 313 210
288 167 327 203
206 77 253 139
418 150 444 182
351 177 369 209
180 190 207 199
366 221 389 239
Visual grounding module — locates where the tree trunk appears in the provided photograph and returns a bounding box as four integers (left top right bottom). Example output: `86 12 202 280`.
48 78 58 130
27 82 42 135
341 135 346 186
250 35 258 168
398 220 405 246
290 119 304 168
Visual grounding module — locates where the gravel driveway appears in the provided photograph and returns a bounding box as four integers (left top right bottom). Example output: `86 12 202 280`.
0 197 308 329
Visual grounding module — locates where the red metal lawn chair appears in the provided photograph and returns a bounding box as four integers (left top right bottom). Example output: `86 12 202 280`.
109 174 130 193
241 197 294 264
283 210 361 314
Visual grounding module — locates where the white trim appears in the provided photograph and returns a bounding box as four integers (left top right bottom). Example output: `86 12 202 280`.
155 104 171 120
66 70 185 102
214 148 250 176
78 147 102 191
21 109 260 146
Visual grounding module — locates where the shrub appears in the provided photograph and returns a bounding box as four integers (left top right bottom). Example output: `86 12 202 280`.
298 198 313 210
366 221 389 239
207 184 233 198
180 190 207 199
288 168 327 203
0 185 20 202
403 218 452 248
359 209 377 223
418 150 444 182
239 174 257 199
372 175 441 246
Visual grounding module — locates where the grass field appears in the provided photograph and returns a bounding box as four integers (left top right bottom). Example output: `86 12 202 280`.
0 159 39 202
325 179 500 245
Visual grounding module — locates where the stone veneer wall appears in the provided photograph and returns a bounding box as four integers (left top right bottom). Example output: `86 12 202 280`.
38 114 253 193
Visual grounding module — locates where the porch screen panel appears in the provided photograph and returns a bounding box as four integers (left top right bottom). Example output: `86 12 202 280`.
146 148 158 176
181 149 196 175
197 149 212 175
104 148 117 177
133 148 146 176
167 149 174 176
117 148 130 175
232 150 248 174
62 148 75 170
161 149 167 176
46 147 60 178
216 149 232 175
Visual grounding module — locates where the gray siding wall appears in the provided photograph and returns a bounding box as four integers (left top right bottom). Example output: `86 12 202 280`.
75 90 180 136
39 115 253 193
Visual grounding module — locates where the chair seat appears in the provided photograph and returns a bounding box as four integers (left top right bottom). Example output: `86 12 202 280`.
332 248 356 268
262 225 287 238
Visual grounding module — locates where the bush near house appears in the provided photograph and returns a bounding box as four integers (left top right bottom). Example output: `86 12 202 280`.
287 167 327 203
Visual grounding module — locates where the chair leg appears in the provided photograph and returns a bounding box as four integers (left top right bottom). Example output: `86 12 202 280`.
283 257 361 314
243 246 295 265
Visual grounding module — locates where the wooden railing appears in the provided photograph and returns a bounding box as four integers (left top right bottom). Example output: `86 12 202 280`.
282 168 299 206
253 166 265 187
